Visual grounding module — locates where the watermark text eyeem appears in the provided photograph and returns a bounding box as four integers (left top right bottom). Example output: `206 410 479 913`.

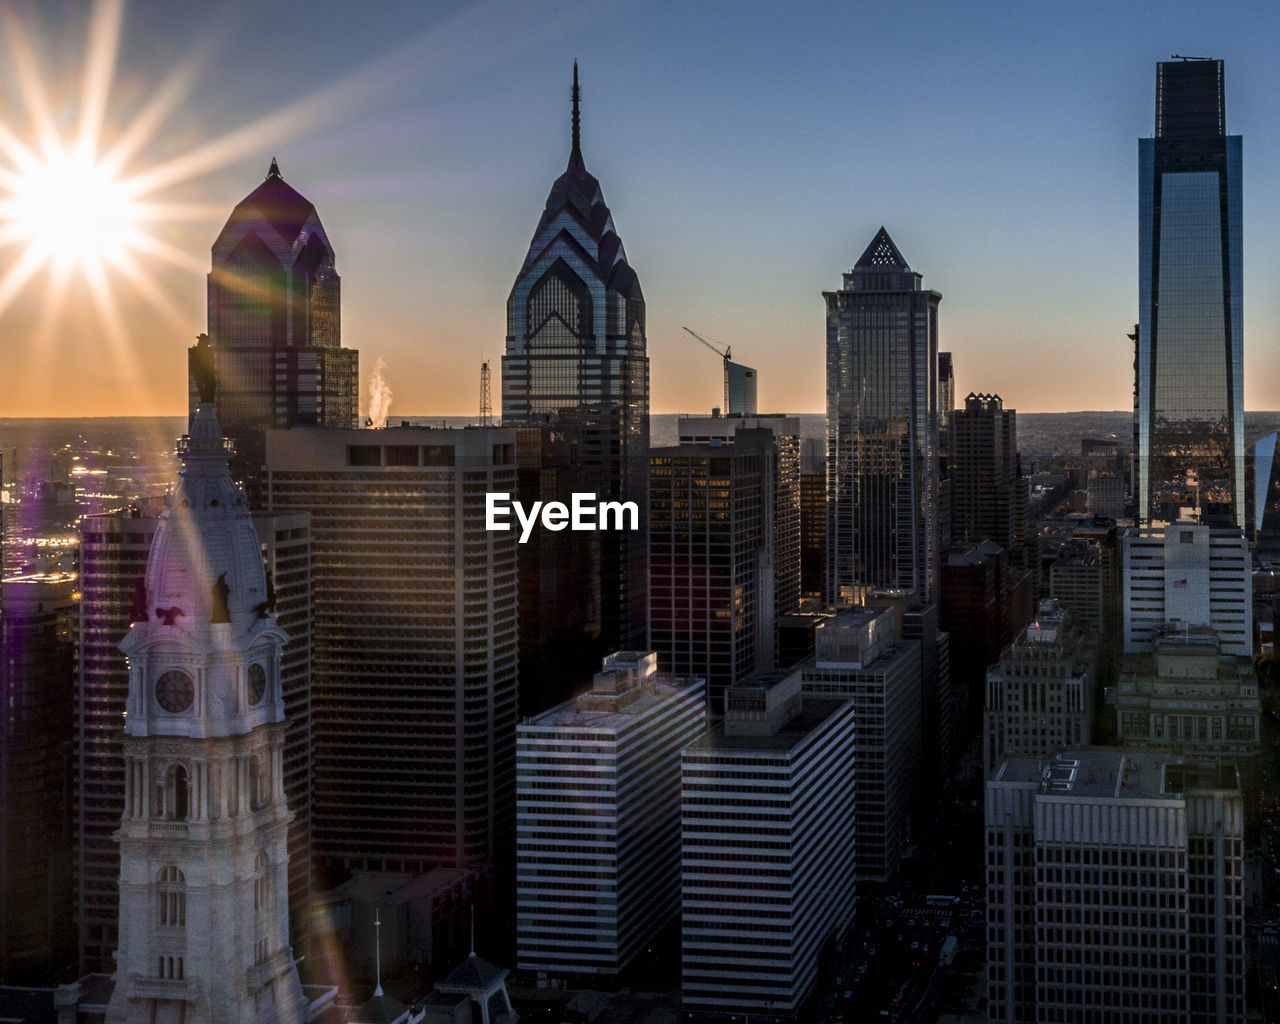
485 492 639 544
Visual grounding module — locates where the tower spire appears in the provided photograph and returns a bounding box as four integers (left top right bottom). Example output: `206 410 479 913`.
568 61 584 171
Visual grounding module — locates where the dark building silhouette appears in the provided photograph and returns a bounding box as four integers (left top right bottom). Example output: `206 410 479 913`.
951 393 1023 564
1 573 75 983
1138 59 1243 527
650 436 773 716
503 65 649 651
190 160 359 506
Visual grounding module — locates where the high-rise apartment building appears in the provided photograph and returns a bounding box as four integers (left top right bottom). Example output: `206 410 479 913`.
1122 520 1250 656
986 750 1245 1024
799 607 920 882
192 160 359 505
982 599 1097 775
679 413 801 622
682 670 857 1022
951 393 1023 563
1 572 76 982
825 227 939 605
503 65 649 650
106 405 306 1023
650 436 773 715
265 427 518 882
1138 58 1243 527
516 652 704 982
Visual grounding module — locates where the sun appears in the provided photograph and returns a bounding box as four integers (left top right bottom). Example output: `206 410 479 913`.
3 149 142 271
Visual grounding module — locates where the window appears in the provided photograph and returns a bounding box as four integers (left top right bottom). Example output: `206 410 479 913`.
158 865 186 927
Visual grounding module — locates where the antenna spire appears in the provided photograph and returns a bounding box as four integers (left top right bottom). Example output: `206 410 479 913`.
569 61 584 170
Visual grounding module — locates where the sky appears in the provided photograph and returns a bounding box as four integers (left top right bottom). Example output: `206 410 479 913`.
2 0 1280 419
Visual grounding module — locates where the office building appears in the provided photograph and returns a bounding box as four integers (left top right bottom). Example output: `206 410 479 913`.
799 446 826 598
986 750 1244 1024
799 607 919 882
1112 625 1259 792
650 436 773 714
1138 59 1243 527
682 670 857 1022
266 427 518 882
982 599 1097 776
938 353 955 554
1122 520 1250 655
503 65 649 650
679 413 801 621
951 392 1023 564
1 572 76 982
1254 431 1280 561
516 652 704 981
106 404 307 1022
76 504 160 974
824 227 939 605
724 360 757 416
512 425 602 715
192 160 359 505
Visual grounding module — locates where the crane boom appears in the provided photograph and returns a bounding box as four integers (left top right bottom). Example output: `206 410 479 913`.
681 325 730 362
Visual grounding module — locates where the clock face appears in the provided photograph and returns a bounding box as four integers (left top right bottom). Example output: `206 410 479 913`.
155 670 195 713
248 663 267 706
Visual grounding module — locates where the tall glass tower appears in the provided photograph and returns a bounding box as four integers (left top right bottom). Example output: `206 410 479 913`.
503 65 649 649
1138 58 1243 527
824 228 939 606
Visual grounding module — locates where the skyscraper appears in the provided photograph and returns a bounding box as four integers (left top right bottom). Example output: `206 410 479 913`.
1138 58 1243 527
192 160 359 505
503 65 649 650
265 427 518 882
106 405 306 1023
825 227 939 606
951 393 1023 563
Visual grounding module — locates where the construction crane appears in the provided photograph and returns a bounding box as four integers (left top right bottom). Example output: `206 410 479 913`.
682 326 731 411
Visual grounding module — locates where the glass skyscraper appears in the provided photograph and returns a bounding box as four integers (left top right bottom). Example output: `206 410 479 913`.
824 227 939 605
503 66 649 649
1138 58 1243 527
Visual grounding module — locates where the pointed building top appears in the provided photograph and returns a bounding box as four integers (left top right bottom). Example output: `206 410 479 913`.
854 227 909 270
267 157 281 179
568 61 585 172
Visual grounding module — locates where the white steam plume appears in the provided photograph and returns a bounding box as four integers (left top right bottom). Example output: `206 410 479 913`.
368 357 393 429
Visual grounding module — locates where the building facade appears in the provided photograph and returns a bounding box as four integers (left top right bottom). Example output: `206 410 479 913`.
266 427 518 883
799 607 920 882
1137 58 1243 527
678 413 802 624
825 227 939 606
951 393 1022 562
649 437 773 715
502 65 649 650
192 160 359 505
0 572 76 982
76 504 161 974
516 652 704 981
681 670 856 1022
106 405 306 1023
986 750 1245 1024
1122 521 1251 656
982 599 1097 776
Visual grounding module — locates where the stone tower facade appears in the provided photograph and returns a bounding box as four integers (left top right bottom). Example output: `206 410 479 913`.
105 405 306 1024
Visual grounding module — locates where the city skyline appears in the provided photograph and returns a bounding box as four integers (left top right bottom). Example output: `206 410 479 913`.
4 2 1280 420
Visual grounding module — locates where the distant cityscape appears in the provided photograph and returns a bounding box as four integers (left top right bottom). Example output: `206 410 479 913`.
5 54 1280 1024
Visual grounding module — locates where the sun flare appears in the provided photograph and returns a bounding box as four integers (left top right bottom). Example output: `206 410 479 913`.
3 150 142 270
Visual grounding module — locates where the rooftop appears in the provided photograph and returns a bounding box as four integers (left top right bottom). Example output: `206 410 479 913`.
690 697 848 752
994 749 1240 800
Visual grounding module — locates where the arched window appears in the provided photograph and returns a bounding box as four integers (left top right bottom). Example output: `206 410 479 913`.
157 865 186 928
254 850 269 913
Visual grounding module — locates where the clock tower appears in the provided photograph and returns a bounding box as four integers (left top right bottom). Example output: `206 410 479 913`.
105 404 307 1024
